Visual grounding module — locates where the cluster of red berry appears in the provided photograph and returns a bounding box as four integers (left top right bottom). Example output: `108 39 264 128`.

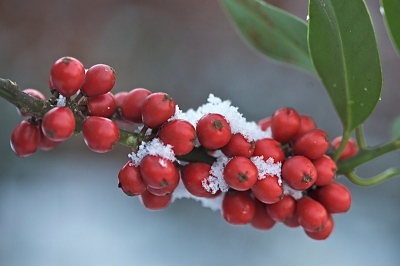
9 56 359 241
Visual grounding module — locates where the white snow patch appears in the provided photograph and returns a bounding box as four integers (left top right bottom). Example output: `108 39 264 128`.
202 155 230 194
251 156 282 185
128 138 175 166
158 158 168 167
56 94 66 107
168 105 187 121
283 183 303 200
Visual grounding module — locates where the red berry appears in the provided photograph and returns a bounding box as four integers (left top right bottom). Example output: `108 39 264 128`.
331 136 359 161
50 56 85 97
296 196 328 232
250 199 276 230
81 64 116 97
305 214 334 240
222 190 256 225
10 120 40 157
221 133 255 158
41 107 75 141
284 212 300 228
158 119 196 156
39 127 61 151
223 156 258 191
292 115 316 141
271 107 300 143
87 92 117 118
253 138 285 163
312 155 337 186
314 182 351 214
146 185 177 196
257 116 271 131
140 155 179 190
293 129 330 160
17 89 46 119
251 175 283 204
265 194 296 222
282 155 317 190
118 160 147 196
181 162 220 198
140 189 171 210
82 116 120 153
141 92 176 128
121 88 152 123
196 113 232 150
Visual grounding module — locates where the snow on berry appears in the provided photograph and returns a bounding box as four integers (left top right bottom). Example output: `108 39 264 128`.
250 156 282 184
202 155 230 194
128 138 176 166
184 94 271 141
283 183 303 200
56 94 66 107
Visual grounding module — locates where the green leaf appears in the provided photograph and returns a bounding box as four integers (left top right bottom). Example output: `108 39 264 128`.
308 0 382 134
381 0 400 56
220 0 315 73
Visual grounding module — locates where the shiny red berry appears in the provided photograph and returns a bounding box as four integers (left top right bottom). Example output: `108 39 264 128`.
221 133 255 158
222 190 256 226
250 199 276 230
41 107 75 142
140 155 179 190
331 136 359 161
196 113 231 150
82 116 120 153
81 64 116 97
282 155 317 190
118 160 147 196
271 107 300 143
293 129 330 160
181 162 220 198
223 156 258 191
251 175 283 204
265 194 296 222
50 56 85 97
158 119 196 156
10 120 40 157
141 92 176 128
312 155 337 186
305 214 334 240
120 88 152 123
253 138 285 163
292 115 316 141
296 196 329 232
87 92 117 118
140 189 171 210
314 182 352 214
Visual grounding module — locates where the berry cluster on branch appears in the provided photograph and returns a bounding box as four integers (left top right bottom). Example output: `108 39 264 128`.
3 57 359 241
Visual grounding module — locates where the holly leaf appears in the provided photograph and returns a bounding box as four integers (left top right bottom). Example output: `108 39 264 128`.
381 0 400 56
308 0 382 134
220 0 315 73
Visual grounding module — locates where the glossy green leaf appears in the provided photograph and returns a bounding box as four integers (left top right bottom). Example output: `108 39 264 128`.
308 0 382 133
220 0 315 73
381 0 400 56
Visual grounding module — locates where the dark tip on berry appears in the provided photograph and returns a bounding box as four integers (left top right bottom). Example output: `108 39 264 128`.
250 140 256 149
117 182 122 188
213 120 224 130
62 57 72 64
238 173 249 182
302 174 313 183
160 179 170 187
163 93 173 102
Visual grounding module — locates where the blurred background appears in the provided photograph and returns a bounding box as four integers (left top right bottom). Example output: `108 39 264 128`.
1 0 400 265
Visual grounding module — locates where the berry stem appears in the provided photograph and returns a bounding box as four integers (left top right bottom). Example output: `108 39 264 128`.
0 78 52 118
337 138 400 175
345 168 400 186
332 129 351 161
355 125 367 150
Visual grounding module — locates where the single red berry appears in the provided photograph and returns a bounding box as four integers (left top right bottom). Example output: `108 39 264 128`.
87 92 117 118
146 185 177 196
250 199 276 230
293 129 330 160
296 196 329 232
82 116 120 153
140 189 171 211
331 136 359 161
312 155 337 186
221 133 255 158
141 92 176 128
223 156 258 191
120 88 152 123
196 113 231 150
271 107 300 143
39 126 61 151
253 138 285 163
41 107 75 142
158 119 196 156
81 64 116 97
140 155 179 190
292 115 316 141
282 155 317 190
305 214 334 240
257 116 271 131
118 160 147 196
251 175 283 204
222 190 256 226
265 194 296 222
181 162 220 198
50 56 85 97
17 88 46 119
10 120 40 157
314 182 351 214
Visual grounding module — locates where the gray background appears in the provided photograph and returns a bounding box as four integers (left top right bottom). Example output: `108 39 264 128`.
1 0 400 265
